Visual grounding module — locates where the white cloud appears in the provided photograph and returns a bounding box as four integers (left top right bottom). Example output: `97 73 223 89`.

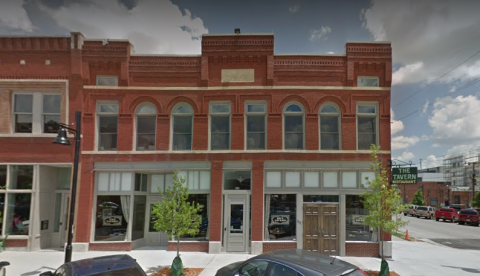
394 151 415 162
390 109 404 135
0 0 34 31
309 26 331 41
37 0 208 54
363 0 480 85
428 95 480 145
422 99 429 114
289 5 300 13
422 155 443 168
391 135 420 150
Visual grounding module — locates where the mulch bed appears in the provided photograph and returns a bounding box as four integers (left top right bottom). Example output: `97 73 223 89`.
151 267 204 276
150 267 401 276
364 271 401 276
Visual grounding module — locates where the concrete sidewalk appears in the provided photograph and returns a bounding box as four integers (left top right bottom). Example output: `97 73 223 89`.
1 237 479 276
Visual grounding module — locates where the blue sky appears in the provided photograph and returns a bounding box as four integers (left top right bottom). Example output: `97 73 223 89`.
2 0 480 168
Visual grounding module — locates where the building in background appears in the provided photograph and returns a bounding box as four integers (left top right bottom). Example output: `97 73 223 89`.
0 30 392 257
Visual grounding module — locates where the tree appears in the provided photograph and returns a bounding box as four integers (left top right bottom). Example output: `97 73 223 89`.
151 170 202 276
361 145 408 275
472 191 480 207
412 189 425 205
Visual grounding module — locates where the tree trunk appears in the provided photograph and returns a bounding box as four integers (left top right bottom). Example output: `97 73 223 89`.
176 238 180 257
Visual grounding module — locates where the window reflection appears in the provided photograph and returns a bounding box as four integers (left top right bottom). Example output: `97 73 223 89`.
265 194 296 240
95 196 129 241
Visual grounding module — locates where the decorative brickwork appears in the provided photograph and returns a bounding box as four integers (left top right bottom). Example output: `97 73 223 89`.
89 242 132 251
262 242 297 253
345 242 380 257
167 242 209 252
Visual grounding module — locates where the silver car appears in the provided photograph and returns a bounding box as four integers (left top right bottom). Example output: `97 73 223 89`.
416 206 435 219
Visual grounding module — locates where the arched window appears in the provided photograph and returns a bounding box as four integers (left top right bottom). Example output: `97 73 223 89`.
283 102 304 149
172 103 193 151
135 103 157 151
320 104 340 150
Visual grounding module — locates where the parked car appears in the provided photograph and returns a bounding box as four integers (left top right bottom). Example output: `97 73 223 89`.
39 254 147 276
458 209 480 226
415 206 435 219
448 204 465 214
435 207 458 222
215 249 368 276
403 205 418 216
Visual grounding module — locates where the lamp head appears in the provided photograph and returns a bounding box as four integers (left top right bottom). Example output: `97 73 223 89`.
52 128 71 145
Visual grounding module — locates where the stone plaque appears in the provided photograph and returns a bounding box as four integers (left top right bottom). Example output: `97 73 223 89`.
221 69 254 83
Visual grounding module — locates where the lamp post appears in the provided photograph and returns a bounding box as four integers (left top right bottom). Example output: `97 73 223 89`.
52 111 81 263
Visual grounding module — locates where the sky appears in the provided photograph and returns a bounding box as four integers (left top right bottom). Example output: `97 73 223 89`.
1 0 480 169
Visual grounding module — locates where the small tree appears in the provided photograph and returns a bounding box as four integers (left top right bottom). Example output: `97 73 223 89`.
361 145 408 275
412 189 425 205
151 170 202 276
471 191 480 207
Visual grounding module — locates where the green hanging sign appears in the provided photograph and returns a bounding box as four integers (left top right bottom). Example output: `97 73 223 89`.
391 167 418 184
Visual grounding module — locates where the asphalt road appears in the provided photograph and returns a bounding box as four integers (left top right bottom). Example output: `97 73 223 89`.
399 213 480 250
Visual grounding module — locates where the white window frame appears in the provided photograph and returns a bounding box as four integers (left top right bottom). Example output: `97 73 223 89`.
171 103 194 151
357 76 379 87
209 102 231 151
11 92 62 135
356 102 379 150
283 102 305 150
96 75 119 86
134 102 157 151
96 101 119 151
245 101 267 150
319 103 341 150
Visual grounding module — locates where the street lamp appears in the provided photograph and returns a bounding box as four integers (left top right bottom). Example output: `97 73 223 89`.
52 111 81 263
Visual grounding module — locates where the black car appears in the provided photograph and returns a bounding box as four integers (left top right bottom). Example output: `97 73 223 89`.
39 254 147 276
215 249 367 276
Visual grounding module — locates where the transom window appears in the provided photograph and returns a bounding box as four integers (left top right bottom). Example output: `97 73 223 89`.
172 103 193 151
96 75 118 86
320 104 340 150
357 76 379 87
246 103 266 150
357 104 378 150
210 103 231 150
13 93 61 134
135 103 157 151
97 102 119 151
283 103 304 149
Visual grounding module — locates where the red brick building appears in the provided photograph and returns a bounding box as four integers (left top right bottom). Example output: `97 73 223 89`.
0 31 392 257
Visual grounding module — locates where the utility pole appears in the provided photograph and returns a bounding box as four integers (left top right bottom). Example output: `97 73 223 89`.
472 162 476 206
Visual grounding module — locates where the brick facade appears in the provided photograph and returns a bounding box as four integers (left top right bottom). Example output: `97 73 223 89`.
0 31 391 257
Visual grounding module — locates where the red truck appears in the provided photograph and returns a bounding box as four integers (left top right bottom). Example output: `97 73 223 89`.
435 207 458 222
458 209 480 226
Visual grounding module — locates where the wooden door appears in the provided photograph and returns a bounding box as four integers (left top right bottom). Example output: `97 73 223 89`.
303 203 339 255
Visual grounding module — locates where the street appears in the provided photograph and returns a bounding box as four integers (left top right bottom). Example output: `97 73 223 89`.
399 214 480 250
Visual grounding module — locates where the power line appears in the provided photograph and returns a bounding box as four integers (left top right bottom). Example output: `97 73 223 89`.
393 32 480 109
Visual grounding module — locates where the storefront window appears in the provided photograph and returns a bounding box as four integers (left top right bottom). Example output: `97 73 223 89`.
0 166 6 189
7 193 31 235
95 196 129 241
182 194 209 241
264 194 296 240
303 195 339 203
0 194 5 235
346 195 376 241
10 165 33 189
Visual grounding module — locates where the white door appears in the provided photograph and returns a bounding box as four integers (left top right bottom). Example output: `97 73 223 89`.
224 194 248 252
144 196 169 246
51 191 70 248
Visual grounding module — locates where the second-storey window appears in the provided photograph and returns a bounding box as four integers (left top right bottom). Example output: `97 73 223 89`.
97 103 118 151
13 93 61 134
172 103 193 151
210 103 230 150
357 104 378 150
135 103 157 151
246 103 266 150
283 103 304 149
320 104 340 150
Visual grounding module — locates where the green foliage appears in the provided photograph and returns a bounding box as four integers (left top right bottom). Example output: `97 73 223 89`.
360 145 408 261
151 170 202 260
412 189 425 205
472 191 480 207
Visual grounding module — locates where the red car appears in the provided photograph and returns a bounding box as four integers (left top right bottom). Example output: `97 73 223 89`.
458 209 480 226
435 207 458 222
